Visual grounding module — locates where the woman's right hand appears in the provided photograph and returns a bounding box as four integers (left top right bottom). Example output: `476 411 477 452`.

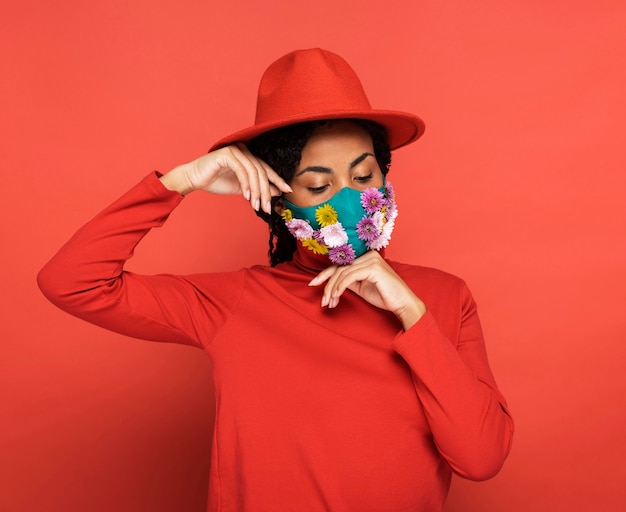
160 143 292 214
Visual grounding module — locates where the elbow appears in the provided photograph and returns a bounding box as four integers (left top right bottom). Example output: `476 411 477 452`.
451 451 508 482
445 413 514 481
37 259 80 311
37 261 62 305
447 440 512 481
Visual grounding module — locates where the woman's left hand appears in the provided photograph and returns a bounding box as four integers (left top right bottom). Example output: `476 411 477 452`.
308 251 427 330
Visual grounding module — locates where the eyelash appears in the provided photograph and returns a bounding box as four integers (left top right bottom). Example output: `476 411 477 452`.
306 173 374 194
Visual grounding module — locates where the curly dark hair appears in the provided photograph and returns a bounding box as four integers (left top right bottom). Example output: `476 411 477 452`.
247 119 391 266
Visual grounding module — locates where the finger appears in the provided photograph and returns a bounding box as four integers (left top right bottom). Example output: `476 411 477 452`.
261 160 293 194
308 265 342 308
324 256 384 306
239 146 291 213
236 144 272 212
308 265 339 287
324 266 360 306
319 264 358 307
234 144 264 211
217 146 250 200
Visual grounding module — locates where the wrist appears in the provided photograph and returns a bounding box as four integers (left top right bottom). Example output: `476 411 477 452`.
396 298 427 331
159 164 196 196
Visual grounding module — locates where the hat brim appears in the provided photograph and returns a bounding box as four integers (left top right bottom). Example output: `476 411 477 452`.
209 109 425 152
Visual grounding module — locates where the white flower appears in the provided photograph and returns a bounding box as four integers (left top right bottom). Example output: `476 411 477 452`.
371 211 385 231
368 218 395 250
319 222 349 248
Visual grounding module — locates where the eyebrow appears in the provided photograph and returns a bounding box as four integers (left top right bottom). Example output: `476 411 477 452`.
295 152 375 177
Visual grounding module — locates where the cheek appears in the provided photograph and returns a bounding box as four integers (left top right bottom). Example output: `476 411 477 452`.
282 190 312 208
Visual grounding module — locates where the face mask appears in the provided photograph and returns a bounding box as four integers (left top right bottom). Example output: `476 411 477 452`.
282 181 398 265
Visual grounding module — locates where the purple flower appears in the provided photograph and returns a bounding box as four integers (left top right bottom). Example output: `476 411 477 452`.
385 199 398 221
385 181 395 202
356 217 381 242
368 218 395 250
328 244 356 265
360 188 385 214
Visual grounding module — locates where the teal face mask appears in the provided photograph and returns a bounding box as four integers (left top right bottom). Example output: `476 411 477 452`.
282 181 398 265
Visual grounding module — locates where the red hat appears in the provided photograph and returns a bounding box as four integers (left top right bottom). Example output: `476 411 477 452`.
209 48 425 151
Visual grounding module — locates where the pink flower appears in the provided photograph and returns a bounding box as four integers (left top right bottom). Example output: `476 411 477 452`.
320 222 348 248
368 218 395 250
328 244 356 265
360 188 385 214
356 217 381 242
286 218 314 241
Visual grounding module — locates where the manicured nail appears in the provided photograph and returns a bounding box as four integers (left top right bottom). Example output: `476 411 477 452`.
254 199 260 211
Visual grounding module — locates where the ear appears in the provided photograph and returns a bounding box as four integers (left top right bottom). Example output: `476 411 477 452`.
273 196 285 216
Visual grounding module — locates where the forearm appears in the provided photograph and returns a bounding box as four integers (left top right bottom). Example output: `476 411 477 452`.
394 299 513 480
37 173 202 345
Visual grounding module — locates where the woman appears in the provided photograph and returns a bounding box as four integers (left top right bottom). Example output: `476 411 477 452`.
38 48 513 511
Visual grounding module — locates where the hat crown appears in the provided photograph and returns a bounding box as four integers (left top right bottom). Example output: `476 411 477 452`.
209 48 424 151
255 48 371 124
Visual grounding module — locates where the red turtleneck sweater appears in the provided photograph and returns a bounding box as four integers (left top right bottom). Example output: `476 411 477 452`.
38 172 513 512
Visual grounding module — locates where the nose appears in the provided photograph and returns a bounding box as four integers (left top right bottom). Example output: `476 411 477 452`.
336 175 353 190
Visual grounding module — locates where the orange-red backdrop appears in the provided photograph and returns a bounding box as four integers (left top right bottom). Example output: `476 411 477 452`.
2 1 625 510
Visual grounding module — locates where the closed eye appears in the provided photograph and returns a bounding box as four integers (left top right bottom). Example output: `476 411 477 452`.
354 173 373 183
307 185 329 194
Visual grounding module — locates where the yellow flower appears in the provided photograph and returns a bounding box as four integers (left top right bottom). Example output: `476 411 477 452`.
380 204 388 222
302 238 328 255
315 204 338 227
282 209 293 222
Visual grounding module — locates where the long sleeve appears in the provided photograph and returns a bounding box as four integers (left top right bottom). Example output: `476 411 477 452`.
37 173 244 348
391 268 514 481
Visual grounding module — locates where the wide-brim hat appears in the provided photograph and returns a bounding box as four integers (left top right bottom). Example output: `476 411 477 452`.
209 48 425 151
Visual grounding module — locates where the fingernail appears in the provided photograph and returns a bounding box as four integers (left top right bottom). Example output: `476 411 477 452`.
265 201 272 213
254 199 260 211
244 189 251 201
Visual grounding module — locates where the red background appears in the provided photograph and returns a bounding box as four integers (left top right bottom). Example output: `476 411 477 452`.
2 1 625 510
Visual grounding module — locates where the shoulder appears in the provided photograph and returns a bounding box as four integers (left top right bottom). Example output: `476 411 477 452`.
386 259 474 311
387 259 467 290
387 261 478 333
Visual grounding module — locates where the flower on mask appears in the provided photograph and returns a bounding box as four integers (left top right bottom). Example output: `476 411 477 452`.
385 181 395 202
357 185 397 251
360 188 385 214
368 218 395 250
319 222 349 248
384 201 397 221
286 218 314 240
302 238 328 255
315 204 338 227
356 217 381 242
284 181 398 266
329 244 356 265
